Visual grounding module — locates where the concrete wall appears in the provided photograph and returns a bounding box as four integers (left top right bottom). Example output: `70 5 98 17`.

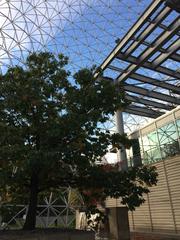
131 231 180 240
129 155 180 234
109 207 130 240
0 229 95 240
106 155 180 236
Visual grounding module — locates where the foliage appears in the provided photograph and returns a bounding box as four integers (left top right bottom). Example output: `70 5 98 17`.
81 164 157 210
0 52 157 229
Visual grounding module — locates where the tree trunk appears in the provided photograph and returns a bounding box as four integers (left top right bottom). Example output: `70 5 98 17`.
23 173 39 230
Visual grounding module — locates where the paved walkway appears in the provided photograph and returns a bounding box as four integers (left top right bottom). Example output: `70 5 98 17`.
95 232 112 240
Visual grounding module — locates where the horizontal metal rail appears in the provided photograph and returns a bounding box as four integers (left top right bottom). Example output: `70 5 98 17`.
126 94 173 110
124 84 180 104
115 53 180 79
94 0 163 78
117 17 180 82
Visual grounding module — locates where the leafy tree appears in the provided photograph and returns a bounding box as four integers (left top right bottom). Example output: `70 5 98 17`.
0 52 157 230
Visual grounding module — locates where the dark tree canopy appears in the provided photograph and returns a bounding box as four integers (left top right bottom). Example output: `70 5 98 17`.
0 52 157 230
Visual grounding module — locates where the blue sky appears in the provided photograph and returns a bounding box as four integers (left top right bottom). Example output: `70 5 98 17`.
1 0 179 136
0 0 151 73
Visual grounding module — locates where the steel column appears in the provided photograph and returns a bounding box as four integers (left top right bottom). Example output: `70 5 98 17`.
115 110 128 170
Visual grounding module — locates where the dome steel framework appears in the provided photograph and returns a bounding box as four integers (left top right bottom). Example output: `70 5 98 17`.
0 0 159 133
0 0 179 132
0 0 179 230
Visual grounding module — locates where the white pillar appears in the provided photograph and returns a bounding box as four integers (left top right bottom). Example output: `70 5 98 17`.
109 110 130 240
115 109 128 170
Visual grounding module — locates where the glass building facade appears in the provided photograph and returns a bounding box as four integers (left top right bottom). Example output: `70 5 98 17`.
127 107 180 166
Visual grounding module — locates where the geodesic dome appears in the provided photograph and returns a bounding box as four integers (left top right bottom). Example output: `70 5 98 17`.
0 0 151 70
0 0 179 133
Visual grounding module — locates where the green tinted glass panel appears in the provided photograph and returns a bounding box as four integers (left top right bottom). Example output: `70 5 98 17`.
142 131 161 164
157 121 179 157
143 147 161 164
176 119 180 136
142 131 158 151
147 131 158 145
140 120 180 165
160 140 179 159
141 135 150 152
157 122 177 145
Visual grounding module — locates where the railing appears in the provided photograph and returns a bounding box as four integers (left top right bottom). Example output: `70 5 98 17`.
127 140 180 166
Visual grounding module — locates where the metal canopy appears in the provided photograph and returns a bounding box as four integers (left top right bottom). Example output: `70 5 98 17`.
95 0 180 119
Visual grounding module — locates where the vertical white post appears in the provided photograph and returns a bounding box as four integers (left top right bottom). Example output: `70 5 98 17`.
108 109 130 240
115 109 128 170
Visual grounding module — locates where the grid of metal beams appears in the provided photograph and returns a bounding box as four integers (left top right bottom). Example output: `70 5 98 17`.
95 0 180 119
0 0 179 132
